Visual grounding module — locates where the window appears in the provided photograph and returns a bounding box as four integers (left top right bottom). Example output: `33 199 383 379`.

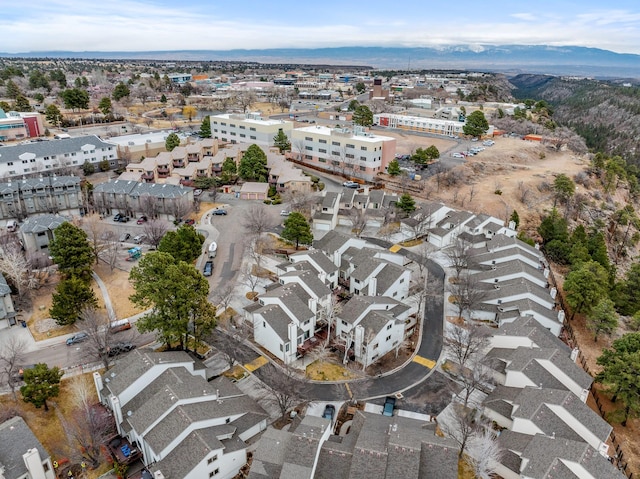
386 335 391 341
230 124 236 127
319 158 326 163
341 320 348 326
346 154 354 159
359 166 366 171
240 125 245 129
387 323 392 330
361 146 368 151
263 321 266 328
7 162 13 166
250 136 257 140
207 455 218 464
319 139 327 144
332 141 340 146
43 463 50 472
221 122 226 126
305 146 313 151
250 127 256 131
360 156 367 161
225 417 231 424
209 469 219 478
240 134 246 138
305 136 313 141
332 151 340 156
319 148 327 153
400 278 404 283
346 143 355 148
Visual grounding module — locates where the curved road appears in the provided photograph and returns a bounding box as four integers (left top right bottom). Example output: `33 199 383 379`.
209 238 446 402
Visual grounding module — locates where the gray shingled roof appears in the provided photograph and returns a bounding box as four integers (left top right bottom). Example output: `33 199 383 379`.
0 274 12 296
0 416 50 479
0 135 115 164
279 270 331 299
291 249 338 276
512 387 612 444
256 304 293 341
313 230 351 255
520 434 625 479
488 233 543 257
20 214 67 233
322 191 339 209
496 315 569 351
472 259 547 285
94 180 192 199
248 427 290 479
102 350 195 398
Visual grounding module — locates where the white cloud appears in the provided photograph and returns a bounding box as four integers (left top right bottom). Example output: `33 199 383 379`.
1 3 640 55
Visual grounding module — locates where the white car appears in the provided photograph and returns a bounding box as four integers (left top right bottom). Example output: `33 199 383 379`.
451 153 464 158
343 181 359 188
280 210 291 216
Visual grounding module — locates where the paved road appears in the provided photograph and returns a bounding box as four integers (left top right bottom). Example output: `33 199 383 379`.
215 238 447 402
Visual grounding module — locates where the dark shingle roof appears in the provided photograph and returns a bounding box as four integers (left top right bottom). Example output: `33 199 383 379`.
0 416 50 479
0 135 115 164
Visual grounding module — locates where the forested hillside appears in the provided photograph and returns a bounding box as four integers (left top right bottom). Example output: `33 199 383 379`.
510 74 640 168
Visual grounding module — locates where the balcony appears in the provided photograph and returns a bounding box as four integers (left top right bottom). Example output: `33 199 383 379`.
141 172 155 182
172 160 185 168
106 436 143 466
297 326 328 357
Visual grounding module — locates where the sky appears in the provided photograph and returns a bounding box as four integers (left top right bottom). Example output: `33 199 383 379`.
2 0 640 55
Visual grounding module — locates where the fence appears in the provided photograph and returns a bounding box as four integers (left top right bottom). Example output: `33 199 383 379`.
548 266 635 478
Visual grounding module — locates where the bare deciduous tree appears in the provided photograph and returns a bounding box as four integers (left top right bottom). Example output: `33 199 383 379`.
449 273 488 322
445 239 472 280
348 208 368 238
143 220 169 249
80 307 132 370
64 376 116 468
235 91 256 113
0 337 27 400
444 324 491 370
465 427 503 479
213 283 237 325
0 242 35 309
242 204 277 237
170 198 193 222
256 364 309 417
139 194 161 219
82 214 111 265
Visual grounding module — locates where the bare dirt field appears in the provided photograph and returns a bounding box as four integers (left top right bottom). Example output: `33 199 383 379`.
384 134 587 231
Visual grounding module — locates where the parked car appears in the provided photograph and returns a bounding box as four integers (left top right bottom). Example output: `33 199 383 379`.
107 341 136 357
451 152 464 158
119 232 131 242
185 219 195 225
203 260 214 277
212 209 227 216
110 319 132 333
136 216 147 224
343 181 359 188
193 189 203 197
133 234 147 244
117 216 130 223
113 213 123 222
382 396 396 417
322 404 336 422
66 332 89 346
280 210 291 216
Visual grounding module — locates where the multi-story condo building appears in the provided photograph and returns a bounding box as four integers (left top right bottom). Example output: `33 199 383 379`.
0 135 118 178
210 113 293 146
0 175 82 221
288 125 396 181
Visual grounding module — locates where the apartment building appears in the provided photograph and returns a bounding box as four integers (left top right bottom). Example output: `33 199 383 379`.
289 125 396 181
210 112 293 146
0 135 118 178
374 113 483 138
0 175 82 221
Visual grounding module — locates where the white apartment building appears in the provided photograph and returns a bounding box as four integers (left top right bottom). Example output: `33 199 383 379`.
288 125 396 181
0 135 118 178
373 113 492 137
210 112 293 146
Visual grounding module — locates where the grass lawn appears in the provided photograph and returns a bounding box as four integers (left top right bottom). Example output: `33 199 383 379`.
306 360 360 381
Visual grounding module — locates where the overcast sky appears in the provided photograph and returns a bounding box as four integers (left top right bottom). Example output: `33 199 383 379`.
3 0 640 55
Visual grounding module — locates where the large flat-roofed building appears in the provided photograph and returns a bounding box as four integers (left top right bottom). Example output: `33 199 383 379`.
288 125 396 181
373 113 495 137
210 112 293 147
0 110 45 141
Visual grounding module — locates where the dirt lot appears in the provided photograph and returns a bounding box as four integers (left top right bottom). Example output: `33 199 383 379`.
382 133 587 230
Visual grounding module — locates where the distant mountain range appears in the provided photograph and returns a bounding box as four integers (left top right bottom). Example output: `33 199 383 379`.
2 45 640 79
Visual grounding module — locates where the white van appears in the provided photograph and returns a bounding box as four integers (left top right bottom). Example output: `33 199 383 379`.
208 241 218 258
7 220 17 232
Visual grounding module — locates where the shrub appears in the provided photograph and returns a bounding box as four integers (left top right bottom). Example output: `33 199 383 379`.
494 189 503 195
